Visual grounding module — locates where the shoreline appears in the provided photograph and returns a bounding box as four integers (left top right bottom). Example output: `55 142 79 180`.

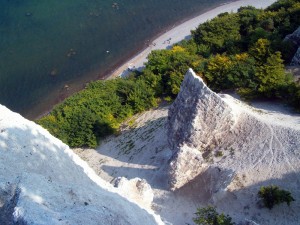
102 0 237 79
32 0 277 120
106 0 277 79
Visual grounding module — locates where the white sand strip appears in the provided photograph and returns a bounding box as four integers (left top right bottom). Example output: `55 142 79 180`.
108 0 277 79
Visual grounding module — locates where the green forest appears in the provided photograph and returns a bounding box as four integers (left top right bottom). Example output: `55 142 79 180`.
38 0 300 148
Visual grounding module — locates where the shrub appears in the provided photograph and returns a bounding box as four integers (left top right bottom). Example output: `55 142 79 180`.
215 150 223 157
258 185 295 209
38 77 157 148
193 206 235 225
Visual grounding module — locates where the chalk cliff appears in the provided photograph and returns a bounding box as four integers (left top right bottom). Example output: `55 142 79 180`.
167 69 300 198
68 69 300 225
0 105 163 225
284 26 300 65
167 69 237 190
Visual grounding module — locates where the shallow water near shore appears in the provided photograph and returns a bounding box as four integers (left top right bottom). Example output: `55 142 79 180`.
0 0 230 119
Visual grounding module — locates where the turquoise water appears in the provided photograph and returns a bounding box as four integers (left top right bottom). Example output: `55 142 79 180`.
0 0 230 119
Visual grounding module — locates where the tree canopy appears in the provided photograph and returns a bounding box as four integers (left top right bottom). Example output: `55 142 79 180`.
39 0 300 148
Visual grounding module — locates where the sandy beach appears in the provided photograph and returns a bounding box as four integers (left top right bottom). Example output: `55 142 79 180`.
30 0 277 120
108 0 277 79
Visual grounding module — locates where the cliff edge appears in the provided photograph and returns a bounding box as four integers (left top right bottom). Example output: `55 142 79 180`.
0 105 163 225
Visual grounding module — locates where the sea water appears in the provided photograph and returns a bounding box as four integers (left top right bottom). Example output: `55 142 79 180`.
0 0 230 119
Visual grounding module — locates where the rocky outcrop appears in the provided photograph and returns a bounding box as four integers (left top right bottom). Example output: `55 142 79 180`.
285 26 300 46
168 145 206 191
167 68 300 195
167 69 237 190
0 105 163 225
284 26 300 65
114 177 154 209
168 69 236 150
291 48 300 66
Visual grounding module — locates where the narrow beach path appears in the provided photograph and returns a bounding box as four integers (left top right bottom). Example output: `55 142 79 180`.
108 0 277 79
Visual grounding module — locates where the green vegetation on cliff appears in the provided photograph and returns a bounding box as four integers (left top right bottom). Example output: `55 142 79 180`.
193 206 235 225
38 0 300 148
39 77 157 147
258 185 295 209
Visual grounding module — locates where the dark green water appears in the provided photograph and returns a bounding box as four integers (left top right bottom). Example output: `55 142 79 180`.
0 0 230 119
